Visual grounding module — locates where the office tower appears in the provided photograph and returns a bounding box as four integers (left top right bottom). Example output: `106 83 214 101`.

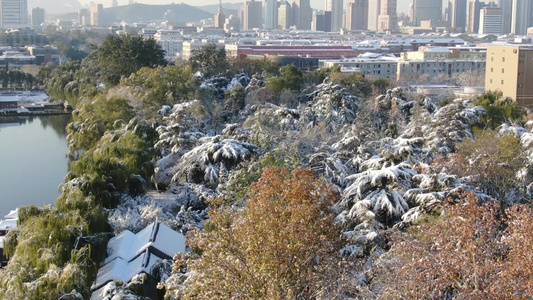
278 0 292 29
479 6 502 34
90 3 103 26
0 0 28 29
244 0 262 29
325 0 342 32
500 0 512 34
292 0 312 29
450 0 467 31
367 0 381 31
312 11 331 31
466 0 483 33
346 0 368 31
511 0 533 35
111 0 118 7
485 45 533 108
409 2 414 22
413 0 442 26
378 0 397 31
265 0 278 29
31 7 44 27
215 0 226 29
78 8 90 25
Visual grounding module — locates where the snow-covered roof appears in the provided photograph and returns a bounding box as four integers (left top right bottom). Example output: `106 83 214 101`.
91 249 163 294
4 208 18 219
0 219 17 231
104 222 186 265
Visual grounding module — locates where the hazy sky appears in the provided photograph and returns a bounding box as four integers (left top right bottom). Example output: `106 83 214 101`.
83 0 413 13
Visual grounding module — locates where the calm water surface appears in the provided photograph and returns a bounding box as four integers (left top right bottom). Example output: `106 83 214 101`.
0 115 71 218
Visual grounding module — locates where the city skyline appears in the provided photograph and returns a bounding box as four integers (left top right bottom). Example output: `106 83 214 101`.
76 0 413 13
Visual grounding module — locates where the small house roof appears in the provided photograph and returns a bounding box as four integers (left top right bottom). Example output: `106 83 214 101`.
104 222 186 265
0 219 17 231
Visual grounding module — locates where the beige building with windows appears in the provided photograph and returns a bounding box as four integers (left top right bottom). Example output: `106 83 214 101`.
397 47 486 82
485 45 533 108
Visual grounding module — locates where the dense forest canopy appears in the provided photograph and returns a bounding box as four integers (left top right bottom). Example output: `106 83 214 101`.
1 35 531 299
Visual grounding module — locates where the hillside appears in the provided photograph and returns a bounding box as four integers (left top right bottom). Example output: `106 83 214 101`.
29 0 82 15
55 3 213 24
196 2 242 17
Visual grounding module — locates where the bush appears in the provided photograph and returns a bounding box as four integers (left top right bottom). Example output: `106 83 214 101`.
376 192 533 299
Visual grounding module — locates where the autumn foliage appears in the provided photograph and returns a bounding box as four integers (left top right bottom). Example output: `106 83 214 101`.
376 192 533 299
176 168 342 299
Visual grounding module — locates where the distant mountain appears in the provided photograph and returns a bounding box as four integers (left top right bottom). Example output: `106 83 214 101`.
29 0 82 15
196 2 242 17
105 3 212 24
54 3 213 24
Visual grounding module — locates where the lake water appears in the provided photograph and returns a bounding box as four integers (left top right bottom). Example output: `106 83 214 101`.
0 115 71 218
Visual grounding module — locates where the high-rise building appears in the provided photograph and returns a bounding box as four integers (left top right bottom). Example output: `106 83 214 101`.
378 0 397 32
485 45 533 108
278 0 292 29
325 0 342 32
265 0 278 29
214 0 226 29
466 0 483 33
292 0 312 29
346 0 368 31
367 0 381 31
500 0 512 34
90 3 103 27
78 8 90 25
31 7 44 27
313 11 331 31
450 0 467 31
413 0 442 26
479 6 502 34
511 0 533 35
0 0 28 29
244 0 262 30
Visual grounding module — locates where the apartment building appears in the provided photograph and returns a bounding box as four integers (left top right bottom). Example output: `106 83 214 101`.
485 45 533 108
397 47 486 81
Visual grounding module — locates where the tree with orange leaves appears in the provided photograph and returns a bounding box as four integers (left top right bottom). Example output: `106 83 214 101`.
173 168 343 299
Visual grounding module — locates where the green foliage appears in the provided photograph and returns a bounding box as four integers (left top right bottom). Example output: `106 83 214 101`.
189 44 229 77
435 129 525 201
69 120 156 207
372 78 391 95
228 57 280 76
330 72 373 97
224 148 301 206
475 91 525 129
67 95 136 154
304 66 341 85
266 64 304 93
82 35 167 86
42 59 97 107
121 65 199 116
224 85 246 111
0 69 35 90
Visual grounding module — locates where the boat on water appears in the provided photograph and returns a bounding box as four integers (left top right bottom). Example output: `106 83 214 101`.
0 208 18 267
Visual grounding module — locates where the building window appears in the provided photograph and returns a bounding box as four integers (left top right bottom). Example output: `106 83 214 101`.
502 57 505 62
502 68 504 73
491 68 493 72
490 79 493 83
501 80 504 84
491 57 494 62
